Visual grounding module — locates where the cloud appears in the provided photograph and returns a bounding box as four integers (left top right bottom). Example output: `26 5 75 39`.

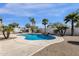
5 3 53 9
0 3 79 18
0 3 71 17
0 3 54 17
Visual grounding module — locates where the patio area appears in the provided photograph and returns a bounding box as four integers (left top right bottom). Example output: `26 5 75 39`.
0 34 63 56
33 36 79 56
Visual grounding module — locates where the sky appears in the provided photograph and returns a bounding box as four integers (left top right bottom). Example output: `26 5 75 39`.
0 3 79 28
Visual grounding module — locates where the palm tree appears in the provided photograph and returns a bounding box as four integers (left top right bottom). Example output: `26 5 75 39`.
2 25 13 39
0 18 2 23
0 18 13 39
0 18 3 31
25 23 30 28
52 23 68 36
29 17 36 33
64 12 79 36
75 21 79 27
29 17 36 26
9 22 19 28
42 18 48 33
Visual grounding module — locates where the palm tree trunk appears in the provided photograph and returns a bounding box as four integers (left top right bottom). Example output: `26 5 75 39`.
6 32 10 39
45 25 46 33
2 30 10 39
2 30 7 39
63 29 66 35
71 20 74 36
32 23 35 26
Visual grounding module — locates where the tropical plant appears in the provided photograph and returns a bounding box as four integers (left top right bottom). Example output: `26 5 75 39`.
42 18 48 33
30 26 38 33
29 17 36 26
9 22 19 28
29 17 36 33
2 25 13 39
0 18 2 23
51 23 63 28
64 12 79 36
0 18 3 31
25 23 30 28
0 18 13 39
52 23 68 36
75 21 79 27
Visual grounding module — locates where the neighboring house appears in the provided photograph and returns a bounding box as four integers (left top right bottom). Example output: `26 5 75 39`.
21 27 32 33
15 27 32 33
14 27 21 33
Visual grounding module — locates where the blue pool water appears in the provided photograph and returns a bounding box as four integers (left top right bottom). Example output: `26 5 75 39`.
21 34 56 40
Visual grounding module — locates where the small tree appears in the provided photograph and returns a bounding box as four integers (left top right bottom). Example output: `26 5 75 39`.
25 23 30 28
2 25 13 39
75 21 79 27
30 26 38 33
9 22 19 28
52 23 68 36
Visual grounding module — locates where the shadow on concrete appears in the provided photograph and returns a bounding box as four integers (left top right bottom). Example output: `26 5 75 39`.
68 41 79 45
0 37 17 41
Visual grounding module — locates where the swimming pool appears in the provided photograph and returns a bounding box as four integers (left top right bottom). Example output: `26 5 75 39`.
21 34 56 40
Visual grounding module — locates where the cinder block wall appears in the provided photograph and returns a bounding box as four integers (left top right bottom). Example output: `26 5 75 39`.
65 28 79 35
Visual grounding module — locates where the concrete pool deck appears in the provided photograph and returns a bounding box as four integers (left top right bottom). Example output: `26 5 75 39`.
0 34 64 56
33 36 79 56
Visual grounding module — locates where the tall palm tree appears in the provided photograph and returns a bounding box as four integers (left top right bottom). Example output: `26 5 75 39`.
0 18 2 23
0 18 3 31
42 18 48 33
29 17 36 26
64 12 79 36
29 17 36 33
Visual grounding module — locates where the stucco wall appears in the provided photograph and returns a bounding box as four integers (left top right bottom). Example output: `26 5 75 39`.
47 27 79 35
65 28 79 35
